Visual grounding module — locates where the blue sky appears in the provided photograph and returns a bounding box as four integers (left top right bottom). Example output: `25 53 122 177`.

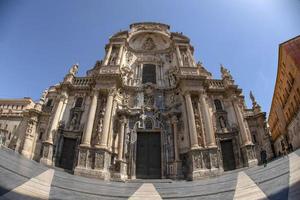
0 0 300 115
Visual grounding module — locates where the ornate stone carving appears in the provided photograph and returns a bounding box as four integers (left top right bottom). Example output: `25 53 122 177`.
69 64 79 76
142 37 156 50
95 152 104 169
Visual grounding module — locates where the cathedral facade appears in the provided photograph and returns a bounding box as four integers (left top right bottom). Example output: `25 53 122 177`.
12 22 273 181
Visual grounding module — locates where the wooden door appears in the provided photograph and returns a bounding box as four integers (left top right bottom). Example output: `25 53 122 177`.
221 140 236 171
136 132 161 179
59 137 77 171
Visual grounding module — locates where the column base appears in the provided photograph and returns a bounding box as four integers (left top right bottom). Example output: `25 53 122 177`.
110 160 128 182
74 146 111 180
187 147 222 181
168 161 184 180
241 144 258 167
39 142 54 166
21 150 32 159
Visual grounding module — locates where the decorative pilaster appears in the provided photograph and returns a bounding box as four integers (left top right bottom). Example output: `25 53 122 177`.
233 99 252 146
45 91 68 144
199 92 216 147
104 44 113 66
117 116 126 161
186 47 194 67
171 116 179 161
97 89 115 149
41 91 68 165
21 116 38 159
184 92 199 149
117 45 124 66
176 45 183 67
81 90 99 146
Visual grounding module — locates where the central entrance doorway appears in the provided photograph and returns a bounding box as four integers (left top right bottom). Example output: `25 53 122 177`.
136 132 161 179
59 137 77 171
220 139 236 171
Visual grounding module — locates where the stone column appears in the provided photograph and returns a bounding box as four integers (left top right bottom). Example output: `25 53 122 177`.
199 92 216 147
46 91 68 143
98 89 115 149
187 47 196 67
176 45 183 67
81 90 99 146
172 116 180 161
117 116 126 161
197 100 206 147
21 116 38 159
117 45 124 66
233 100 252 146
184 92 199 149
104 44 113 66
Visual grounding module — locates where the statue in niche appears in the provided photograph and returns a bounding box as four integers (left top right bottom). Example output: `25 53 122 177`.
70 113 78 130
144 95 154 107
142 37 156 50
219 116 226 129
69 64 79 75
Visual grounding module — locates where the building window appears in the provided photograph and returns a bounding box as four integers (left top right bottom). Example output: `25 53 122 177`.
46 99 53 107
214 99 223 111
252 134 257 143
39 132 43 140
142 64 156 84
74 97 83 108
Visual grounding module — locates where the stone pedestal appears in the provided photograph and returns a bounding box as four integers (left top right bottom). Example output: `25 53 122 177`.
169 161 184 180
241 144 258 167
111 160 128 182
187 147 222 180
74 147 111 180
40 142 54 166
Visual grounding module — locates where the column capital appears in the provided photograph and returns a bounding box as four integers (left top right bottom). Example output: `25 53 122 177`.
60 91 68 100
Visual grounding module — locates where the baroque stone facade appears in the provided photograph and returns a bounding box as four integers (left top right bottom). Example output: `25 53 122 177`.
4 22 273 181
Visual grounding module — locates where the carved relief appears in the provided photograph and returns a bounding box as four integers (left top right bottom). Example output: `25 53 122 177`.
95 152 104 169
79 149 87 167
142 37 156 50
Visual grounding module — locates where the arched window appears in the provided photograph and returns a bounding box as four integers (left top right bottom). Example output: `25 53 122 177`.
75 97 83 108
46 99 53 107
142 64 156 84
214 99 223 111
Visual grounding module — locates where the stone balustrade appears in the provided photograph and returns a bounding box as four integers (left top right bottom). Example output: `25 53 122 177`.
73 77 93 86
208 80 224 89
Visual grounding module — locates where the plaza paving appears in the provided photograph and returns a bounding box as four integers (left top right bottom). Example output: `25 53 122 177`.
0 147 299 200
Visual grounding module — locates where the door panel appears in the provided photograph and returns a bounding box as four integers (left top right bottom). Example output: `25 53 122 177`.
136 132 161 179
60 138 77 170
221 140 236 171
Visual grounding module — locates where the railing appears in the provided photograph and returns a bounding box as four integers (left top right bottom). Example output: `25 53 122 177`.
209 80 224 89
73 77 92 86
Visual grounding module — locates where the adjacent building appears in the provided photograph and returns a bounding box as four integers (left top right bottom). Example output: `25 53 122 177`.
268 35 300 155
0 98 35 148
3 22 273 181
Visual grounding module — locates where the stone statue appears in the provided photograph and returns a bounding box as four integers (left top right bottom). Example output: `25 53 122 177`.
220 64 233 80
219 116 226 129
250 91 256 104
70 114 78 130
40 89 48 102
69 64 79 76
